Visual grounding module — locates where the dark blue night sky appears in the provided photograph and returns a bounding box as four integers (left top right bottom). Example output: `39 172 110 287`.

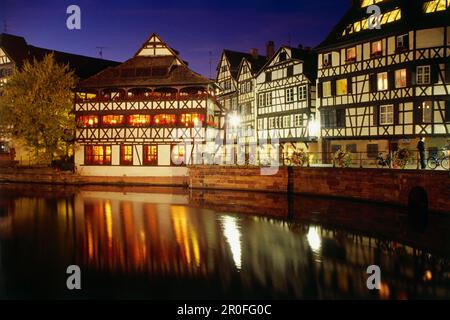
1 0 348 77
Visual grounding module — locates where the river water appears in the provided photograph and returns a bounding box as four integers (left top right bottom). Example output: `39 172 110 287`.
0 183 449 299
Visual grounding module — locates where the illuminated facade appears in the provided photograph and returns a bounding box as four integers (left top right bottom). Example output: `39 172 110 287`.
74 34 223 177
255 46 318 161
216 43 319 163
316 0 450 158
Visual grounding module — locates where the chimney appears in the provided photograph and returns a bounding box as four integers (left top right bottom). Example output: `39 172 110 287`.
250 48 258 59
298 44 303 50
266 41 275 59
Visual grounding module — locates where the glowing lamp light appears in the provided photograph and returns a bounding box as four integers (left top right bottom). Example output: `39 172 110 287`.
308 117 320 137
193 116 199 126
88 119 94 126
423 270 433 281
228 114 241 128
307 226 321 253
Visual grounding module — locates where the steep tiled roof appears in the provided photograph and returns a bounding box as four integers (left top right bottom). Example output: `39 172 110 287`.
0 33 119 79
316 0 450 51
78 33 212 89
222 50 267 79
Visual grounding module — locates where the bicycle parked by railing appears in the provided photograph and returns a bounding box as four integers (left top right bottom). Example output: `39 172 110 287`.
427 148 449 170
376 152 392 168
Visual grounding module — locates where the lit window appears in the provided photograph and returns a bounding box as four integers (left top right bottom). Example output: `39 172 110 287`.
323 81 332 97
180 113 204 127
380 105 394 125
395 69 407 88
128 114 151 126
336 79 348 96
78 115 99 127
423 0 449 13
346 47 356 63
171 145 185 165
102 115 124 126
286 88 295 103
154 114 176 126
417 66 431 85
421 101 433 123
143 145 158 166
120 145 133 166
85 145 111 165
371 40 382 56
283 115 291 127
361 0 384 8
342 8 401 37
298 85 307 101
377 72 388 91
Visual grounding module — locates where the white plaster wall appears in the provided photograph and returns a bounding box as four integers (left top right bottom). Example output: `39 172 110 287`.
76 165 187 177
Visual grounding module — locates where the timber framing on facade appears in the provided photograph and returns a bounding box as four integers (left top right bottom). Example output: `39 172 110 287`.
316 0 450 156
74 33 224 177
216 41 319 162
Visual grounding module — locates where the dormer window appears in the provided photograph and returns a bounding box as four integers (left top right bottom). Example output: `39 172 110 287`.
346 47 356 63
323 53 332 67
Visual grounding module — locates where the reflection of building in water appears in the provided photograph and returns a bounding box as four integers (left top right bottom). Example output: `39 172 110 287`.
1 189 449 299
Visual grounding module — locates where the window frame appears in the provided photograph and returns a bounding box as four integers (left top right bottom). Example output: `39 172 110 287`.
417 65 431 85
84 145 112 166
395 69 407 88
379 104 394 125
143 145 158 166
377 72 389 91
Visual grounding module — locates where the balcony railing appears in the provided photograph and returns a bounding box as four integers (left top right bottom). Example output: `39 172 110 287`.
75 93 216 103
203 148 450 171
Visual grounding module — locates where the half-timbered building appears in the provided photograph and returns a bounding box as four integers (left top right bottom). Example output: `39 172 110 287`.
0 33 118 165
316 0 450 158
256 46 318 162
74 34 222 178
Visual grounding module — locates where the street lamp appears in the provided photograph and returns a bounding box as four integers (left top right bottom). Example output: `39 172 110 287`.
228 113 241 128
308 115 320 138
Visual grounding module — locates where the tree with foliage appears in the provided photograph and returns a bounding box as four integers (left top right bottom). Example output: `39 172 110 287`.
0 53 77 164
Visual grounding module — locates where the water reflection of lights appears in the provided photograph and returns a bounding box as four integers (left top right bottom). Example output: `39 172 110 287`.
379 282 390 299
423 270 433 282
307 226 322 253
220 215 242 270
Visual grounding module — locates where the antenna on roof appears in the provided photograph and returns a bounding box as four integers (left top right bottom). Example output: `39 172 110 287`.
96 46 108 59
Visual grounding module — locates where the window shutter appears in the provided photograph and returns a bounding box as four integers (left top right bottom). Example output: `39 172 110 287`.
406 68 412 86
431 64 440 84
414 103 423 124
388 70 395 90
318 82 323 98
394 104 399 125
409 65 417 85
369 74 377 92
445 63 450 84
404 35 410 50
373 105 379 126
330 109 336 128
445 100 450 122
347 77 353 94
331 80 336 96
